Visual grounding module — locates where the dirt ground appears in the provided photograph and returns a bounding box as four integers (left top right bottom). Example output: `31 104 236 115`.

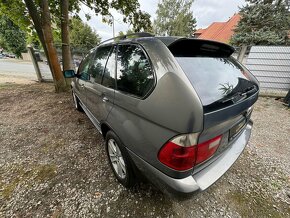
0 74 36 84
0 82 289 217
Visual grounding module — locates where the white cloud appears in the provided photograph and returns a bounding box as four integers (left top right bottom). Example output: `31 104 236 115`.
78 0 246 41
192 0 245 28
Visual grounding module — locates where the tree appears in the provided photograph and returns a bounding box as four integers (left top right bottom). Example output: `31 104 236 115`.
0 0 152 92
231 0 290 46
70 18 101 53
61 0 73 72
154 0 197 36
0 15 26 57
117 30 134 37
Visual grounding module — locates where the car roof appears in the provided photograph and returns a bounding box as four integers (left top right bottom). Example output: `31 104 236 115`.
96 32 235 56
97 33 181 46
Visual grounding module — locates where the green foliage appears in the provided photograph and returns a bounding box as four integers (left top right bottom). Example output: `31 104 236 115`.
117 30 134 37
130 11 152 32
0 15 26 57
154 0 197 36
84 0 152 32
0 36 7 49
0 0 30 31
0 0 152 42
70 18 101 52
231 1 290 46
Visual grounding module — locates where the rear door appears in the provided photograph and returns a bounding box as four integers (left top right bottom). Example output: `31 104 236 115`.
85 45 115 123
75 51 95 105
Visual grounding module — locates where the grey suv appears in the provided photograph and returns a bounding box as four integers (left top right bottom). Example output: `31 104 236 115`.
64 33 259 196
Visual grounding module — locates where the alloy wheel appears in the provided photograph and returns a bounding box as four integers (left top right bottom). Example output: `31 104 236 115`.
108 139 127 179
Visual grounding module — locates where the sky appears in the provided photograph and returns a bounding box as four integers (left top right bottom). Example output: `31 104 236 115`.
79 0 246 40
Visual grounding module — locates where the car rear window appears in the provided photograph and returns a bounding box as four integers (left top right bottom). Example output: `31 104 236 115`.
175 57 255 107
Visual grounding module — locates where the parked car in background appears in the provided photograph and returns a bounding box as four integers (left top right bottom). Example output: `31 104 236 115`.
64 33 259 196
8 54 15 58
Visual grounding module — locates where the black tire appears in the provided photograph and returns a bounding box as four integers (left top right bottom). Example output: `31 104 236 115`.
105 130 136 188
72 91 83 112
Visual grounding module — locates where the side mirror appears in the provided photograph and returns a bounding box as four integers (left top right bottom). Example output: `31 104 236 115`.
63 69 76 78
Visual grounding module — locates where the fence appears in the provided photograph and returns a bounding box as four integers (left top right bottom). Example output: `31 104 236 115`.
242 46 290 97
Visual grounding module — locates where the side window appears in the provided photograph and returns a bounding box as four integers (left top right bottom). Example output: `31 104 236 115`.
102 46 116 89
116 44 154 97
89 46 112 83
77 51 94 81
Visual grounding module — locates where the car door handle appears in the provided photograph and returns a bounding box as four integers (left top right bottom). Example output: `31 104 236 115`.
80 84 85 89
102 96 109 102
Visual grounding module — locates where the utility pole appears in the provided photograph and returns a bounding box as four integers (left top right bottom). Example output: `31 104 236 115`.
110 14 115 37
113 17 115 37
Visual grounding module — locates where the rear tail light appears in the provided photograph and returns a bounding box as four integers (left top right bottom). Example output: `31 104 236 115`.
195 135 222 165
158 133 222 171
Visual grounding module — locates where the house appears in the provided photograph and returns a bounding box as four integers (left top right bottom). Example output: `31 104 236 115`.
193 14 241 44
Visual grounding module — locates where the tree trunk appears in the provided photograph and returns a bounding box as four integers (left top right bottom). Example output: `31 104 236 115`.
61 0 74 72
40 0 67 92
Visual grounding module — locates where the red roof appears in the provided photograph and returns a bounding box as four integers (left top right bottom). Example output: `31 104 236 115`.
194 14 241 44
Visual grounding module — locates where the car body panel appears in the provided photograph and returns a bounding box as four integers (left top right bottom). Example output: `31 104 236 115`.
74 78 87 105
86 81 115 124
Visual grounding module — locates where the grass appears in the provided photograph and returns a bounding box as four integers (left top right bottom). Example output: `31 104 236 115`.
0 164 57 199
228 190 285 218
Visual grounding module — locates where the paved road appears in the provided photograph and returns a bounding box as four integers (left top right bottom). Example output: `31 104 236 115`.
0 59 52 81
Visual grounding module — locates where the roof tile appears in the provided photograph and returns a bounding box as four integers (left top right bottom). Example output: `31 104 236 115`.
194 14 240 44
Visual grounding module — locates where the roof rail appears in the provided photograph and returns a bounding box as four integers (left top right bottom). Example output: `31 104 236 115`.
99 32 154 46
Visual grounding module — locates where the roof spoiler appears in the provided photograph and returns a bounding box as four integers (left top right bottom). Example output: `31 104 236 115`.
166 38 235 57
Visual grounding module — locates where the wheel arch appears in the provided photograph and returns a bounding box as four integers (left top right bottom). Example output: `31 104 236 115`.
101 122 111 139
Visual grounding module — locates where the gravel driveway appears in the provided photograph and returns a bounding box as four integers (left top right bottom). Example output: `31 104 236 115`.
0 83 289 217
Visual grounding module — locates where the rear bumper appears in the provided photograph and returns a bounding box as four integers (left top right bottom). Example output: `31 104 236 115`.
128 121 253 196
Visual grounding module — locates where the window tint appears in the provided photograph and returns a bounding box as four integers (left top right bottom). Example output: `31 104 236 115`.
89 46 112 83
102 46 116 89
77 51 94 80
116 44 154 97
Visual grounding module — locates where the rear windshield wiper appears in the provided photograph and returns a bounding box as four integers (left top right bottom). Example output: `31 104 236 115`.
240 85 257 96
221 85 257 104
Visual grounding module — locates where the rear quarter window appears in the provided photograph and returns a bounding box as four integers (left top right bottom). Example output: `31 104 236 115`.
116 44 154 98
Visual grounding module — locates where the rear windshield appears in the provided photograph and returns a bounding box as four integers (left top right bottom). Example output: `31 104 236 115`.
175 57 256 107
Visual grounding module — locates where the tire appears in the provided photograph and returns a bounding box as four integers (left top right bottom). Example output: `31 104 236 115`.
105 130 136 188
72 91 83 112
